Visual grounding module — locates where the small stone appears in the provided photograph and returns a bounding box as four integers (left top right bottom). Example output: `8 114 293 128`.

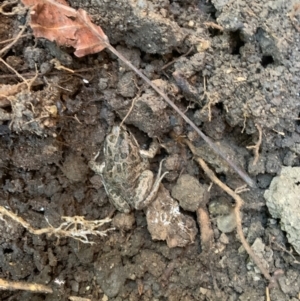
219 233 229 244
199 287 208 295
112 213 135 231
209 197 237 233
188 20 195 27
171 174 209 212
217 212 237 233
264 167 300 255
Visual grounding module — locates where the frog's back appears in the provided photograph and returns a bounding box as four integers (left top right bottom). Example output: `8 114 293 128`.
103 125 146 188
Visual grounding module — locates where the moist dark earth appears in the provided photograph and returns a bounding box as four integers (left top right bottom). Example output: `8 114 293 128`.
1 0 300 300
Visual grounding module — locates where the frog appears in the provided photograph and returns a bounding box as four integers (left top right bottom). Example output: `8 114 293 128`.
89 125 168 213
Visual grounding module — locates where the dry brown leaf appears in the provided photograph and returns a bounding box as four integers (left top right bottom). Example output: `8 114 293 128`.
21 0 109 57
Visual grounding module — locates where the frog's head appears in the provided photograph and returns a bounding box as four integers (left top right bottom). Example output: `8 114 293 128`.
105 125 140 160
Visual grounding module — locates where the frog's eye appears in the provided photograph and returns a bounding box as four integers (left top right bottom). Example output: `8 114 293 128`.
130 153 138 162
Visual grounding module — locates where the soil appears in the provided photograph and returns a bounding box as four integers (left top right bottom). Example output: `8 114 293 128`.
1 0 300 300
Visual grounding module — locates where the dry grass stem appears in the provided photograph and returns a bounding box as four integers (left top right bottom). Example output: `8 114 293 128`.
69 297 92 301
0 21 28 57
0 33 31 44
0 57 30 89
203 22 224 31
246 124 262 165
289 4 300 32
202 76 218 122
0 278 53 294
120 87 143 126
50 58 75 73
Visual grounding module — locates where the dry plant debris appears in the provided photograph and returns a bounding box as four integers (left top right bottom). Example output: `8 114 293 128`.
183 138 273 282
0 83 27 107
69 297 92 301
0 278 53 294
246 123 263 166
18 0 255 188
21 0 109 57
0 205 113 244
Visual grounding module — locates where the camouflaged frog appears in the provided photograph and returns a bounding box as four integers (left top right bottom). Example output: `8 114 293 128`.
89 125 167 213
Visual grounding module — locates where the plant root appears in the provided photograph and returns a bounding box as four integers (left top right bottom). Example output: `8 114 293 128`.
246 123 263 166
0 205 113 244
183 138 272 282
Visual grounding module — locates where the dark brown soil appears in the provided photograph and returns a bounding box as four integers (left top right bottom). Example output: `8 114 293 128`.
1 0 300 300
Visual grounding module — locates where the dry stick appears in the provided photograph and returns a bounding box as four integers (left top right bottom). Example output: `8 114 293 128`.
203 22 224 31
0 0 19 16
69 297 91 301
0 57 30 89
0 278 53 294
75 4 256 188
0 33 31 44
266 287 270 301
183 138 272 282
196 206 214 251
246 124 262 166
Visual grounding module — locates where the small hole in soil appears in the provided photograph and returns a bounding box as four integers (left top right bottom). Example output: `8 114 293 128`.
207 27 223 37
261 55 274 68
295 181 300 186
198 1 217 19
31 83 45 92
3 248 13 254
215 102 224 112
229 31 245 55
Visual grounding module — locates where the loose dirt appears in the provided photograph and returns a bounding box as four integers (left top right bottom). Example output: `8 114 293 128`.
1 0 300 300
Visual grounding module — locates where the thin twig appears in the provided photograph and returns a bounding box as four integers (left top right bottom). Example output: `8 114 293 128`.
246 124 262 166
203 22 224 31
0 17 28 57
266 287 270 301
120 87 143 126
0 33 31 44
184 138 272 282
0 278 52 294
